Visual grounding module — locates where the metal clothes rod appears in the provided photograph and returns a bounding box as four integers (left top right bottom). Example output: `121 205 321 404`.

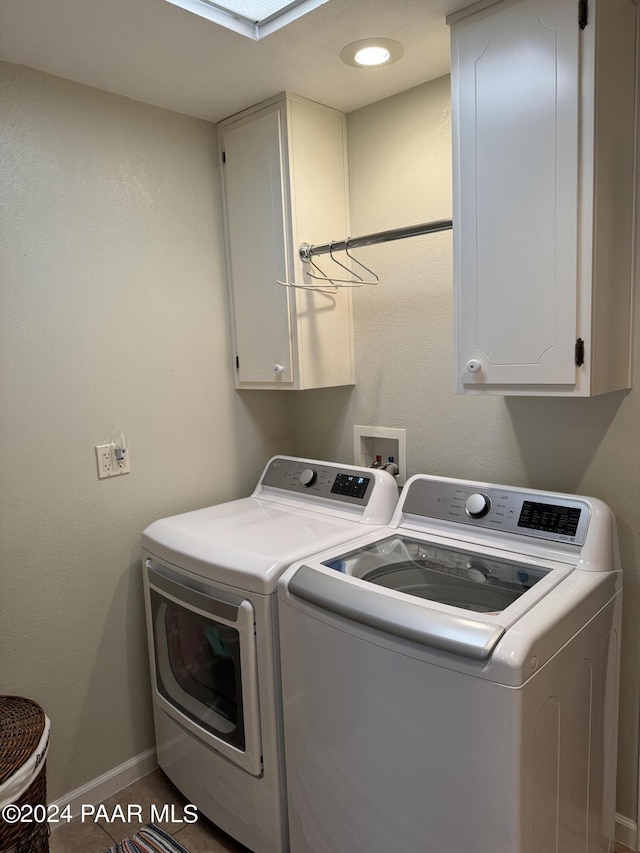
299 218 453 260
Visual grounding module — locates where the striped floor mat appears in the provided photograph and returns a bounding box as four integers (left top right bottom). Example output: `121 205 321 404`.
104 823 191 853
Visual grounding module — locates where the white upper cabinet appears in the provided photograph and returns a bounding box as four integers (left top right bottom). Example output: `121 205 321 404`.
218 93 354 390
449 0 638 395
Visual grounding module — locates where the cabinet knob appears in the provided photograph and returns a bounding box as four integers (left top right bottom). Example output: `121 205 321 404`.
466 358 482 374
273 364 285 374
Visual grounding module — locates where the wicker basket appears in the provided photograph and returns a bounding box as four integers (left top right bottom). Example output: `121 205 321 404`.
0 697 50 853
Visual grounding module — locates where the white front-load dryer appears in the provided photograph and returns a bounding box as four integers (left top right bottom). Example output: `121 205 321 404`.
278 474 622 853
141 456 399 853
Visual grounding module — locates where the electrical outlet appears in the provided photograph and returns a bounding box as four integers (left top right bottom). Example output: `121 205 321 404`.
113 447 130 475
96 443 130 479
96 444 114 479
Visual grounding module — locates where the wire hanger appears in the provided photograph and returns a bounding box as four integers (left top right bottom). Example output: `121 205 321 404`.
306 240 378 288
277 255 339 293
343 239 379 285
278 240 379 290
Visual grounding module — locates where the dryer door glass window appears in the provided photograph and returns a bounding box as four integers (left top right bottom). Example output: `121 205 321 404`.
323 535 550 613
145 559 262 776
150 590 245 749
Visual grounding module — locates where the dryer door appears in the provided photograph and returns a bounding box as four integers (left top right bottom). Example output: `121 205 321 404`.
144 559 262 776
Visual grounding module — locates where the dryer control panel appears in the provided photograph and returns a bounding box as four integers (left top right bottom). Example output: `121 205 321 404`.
401 478 590 545
260 457 374 507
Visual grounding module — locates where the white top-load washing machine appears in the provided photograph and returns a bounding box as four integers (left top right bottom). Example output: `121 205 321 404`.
141 456 399 853
278 474 622 853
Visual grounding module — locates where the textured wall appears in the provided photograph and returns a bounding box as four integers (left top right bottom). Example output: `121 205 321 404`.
0 62 292 799
291 76 640 825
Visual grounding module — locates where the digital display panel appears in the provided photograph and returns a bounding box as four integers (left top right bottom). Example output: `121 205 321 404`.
518 501 581 537
331 474 370 500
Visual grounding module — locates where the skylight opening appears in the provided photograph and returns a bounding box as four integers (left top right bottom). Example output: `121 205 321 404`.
164 0 330 39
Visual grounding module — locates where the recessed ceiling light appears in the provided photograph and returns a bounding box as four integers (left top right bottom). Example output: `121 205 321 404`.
164 0 330 40
340 38 404 68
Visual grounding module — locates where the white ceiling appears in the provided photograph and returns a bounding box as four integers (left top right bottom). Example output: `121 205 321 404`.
0 0 464 123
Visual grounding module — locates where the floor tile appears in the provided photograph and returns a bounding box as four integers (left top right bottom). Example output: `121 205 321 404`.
173 814 250 853
48 818 113 853
94 768 189 840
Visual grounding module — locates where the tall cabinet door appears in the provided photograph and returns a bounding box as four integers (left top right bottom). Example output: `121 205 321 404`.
452 0 580 388
221 107 294 385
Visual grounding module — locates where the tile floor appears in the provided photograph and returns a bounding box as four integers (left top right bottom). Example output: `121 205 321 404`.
48 769 248 853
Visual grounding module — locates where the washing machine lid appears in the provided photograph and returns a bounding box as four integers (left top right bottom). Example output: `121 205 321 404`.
324 534 551 614
283 526 582 663
312 532 574 660
283 517 622 674
142 497 382 594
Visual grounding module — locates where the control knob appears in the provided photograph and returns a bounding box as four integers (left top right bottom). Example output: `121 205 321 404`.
465 492 491 519
299 468 317 487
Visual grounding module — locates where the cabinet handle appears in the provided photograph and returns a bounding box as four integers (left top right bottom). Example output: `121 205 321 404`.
466 359 482 374
273 364 285 374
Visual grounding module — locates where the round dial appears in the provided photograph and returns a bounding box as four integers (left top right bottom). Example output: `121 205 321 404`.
299 468 317 487
465 493 491 519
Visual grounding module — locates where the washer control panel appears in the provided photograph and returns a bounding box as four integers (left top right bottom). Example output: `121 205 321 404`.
261 458 374 506
402 479 590 545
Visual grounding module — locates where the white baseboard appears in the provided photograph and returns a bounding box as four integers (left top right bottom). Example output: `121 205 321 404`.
616 812 638 851
51 747 158 821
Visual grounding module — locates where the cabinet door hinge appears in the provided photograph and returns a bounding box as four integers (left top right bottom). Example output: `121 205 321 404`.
579 0 588 29
235 355 239 370
575 338 585 367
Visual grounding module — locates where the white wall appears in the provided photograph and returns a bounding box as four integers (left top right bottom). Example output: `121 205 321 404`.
0 61 293 799
291 76 640 828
